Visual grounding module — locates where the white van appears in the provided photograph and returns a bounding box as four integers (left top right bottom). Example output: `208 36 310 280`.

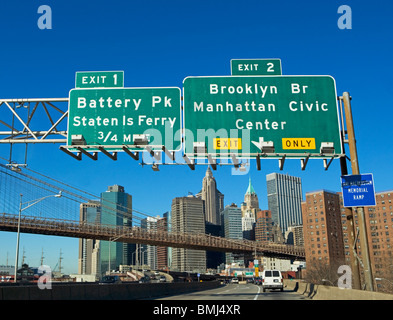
261 270 283 292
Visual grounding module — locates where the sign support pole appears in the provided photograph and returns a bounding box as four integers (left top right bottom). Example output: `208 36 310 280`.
339 124 361 289
342 92 374 291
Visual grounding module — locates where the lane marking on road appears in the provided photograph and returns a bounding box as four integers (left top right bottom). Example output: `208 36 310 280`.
254 285 261 300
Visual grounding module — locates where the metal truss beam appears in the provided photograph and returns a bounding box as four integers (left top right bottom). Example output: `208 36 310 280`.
0 97 342 172
0 98 68 144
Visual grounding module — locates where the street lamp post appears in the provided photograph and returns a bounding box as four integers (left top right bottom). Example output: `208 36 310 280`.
108 232 131 275
14 192 62 283
375 277 393 284
140 248 148 268
322 279 336 286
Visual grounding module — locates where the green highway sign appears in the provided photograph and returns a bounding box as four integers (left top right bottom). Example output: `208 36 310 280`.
183 75 342 159
67 87 181 152
231 59 282 75
75 71 124 88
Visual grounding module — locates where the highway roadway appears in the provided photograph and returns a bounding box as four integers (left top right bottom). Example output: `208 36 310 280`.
155 282 307 300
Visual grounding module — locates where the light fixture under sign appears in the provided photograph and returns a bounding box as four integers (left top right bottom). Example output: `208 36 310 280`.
133 134 149 145
320 142 335 154
71 134 86 146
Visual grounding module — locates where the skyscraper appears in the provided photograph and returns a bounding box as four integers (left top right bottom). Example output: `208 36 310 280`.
242 178 260 217
255 210 273 242
157 213 169 270
221 204 243 265
205 222 225 270
141 216 160 270
171 196 206 273
302 190 345 267
78 200 101 275
196 167 224 225
100 185 133 275
266 173 303 235
241 178 260 240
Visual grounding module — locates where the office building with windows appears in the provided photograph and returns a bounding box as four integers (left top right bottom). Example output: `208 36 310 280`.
221 204 243 265
255 210 273 242
266 173 303 235
241 178 260 217
341 190 393 292
241 178 260 240
141 216 160 270
302 190 345 267
196 167 224 226
157 213 169 270
78 200 101 275
171 196 206 273
99 185 133 275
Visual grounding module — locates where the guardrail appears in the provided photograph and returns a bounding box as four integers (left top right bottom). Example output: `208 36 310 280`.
285 280 393 300
0 281 222 300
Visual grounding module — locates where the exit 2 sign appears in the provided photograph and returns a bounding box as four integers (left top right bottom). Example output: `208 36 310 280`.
231 59 282 75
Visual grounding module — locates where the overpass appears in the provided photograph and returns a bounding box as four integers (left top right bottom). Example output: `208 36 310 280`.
0 213 305 260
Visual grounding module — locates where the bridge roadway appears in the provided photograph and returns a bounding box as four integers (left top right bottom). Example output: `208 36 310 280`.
0 213 305 259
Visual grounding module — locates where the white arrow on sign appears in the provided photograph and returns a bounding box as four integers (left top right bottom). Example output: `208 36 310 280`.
251 137 275 153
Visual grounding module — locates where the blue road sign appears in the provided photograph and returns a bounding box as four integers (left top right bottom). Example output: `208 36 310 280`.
341 174 376 207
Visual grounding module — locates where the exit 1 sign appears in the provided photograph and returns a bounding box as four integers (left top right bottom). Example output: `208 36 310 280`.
75 71 124 88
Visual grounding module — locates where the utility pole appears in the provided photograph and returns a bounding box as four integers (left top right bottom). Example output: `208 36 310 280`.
339 99 361 290
340 155 361 289
342 92 374 291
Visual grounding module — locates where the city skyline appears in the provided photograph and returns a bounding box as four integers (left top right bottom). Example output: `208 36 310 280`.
1 0 393 276
2 163 387 275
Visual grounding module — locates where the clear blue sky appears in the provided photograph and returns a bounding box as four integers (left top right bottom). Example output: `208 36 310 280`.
1 0 392 274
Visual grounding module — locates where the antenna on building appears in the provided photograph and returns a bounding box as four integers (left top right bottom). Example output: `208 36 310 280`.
58 249 63 275
22 247 26 265
40 248 44 266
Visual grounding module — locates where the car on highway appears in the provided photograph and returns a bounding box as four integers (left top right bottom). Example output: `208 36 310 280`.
261 270 283 292
99 275 121 284
231 278 239 284
139 276 150 283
